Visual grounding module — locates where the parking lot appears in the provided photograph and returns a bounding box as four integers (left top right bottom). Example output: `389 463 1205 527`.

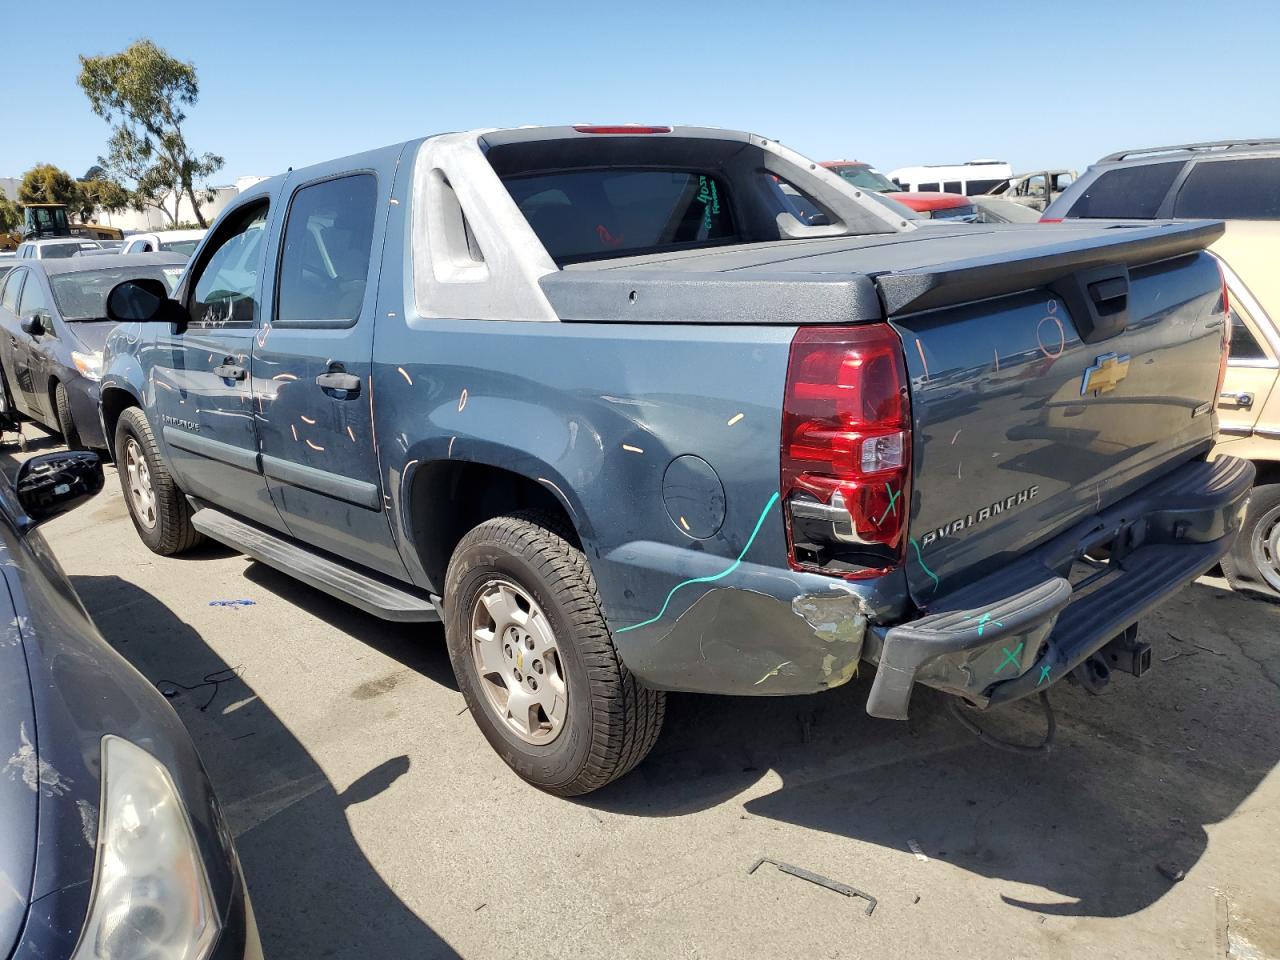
5 425 1274 959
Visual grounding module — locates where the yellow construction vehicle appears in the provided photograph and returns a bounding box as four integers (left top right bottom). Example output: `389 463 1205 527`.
0 203 123 251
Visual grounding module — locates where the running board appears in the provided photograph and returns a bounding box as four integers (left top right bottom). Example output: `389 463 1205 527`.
190 507 440 622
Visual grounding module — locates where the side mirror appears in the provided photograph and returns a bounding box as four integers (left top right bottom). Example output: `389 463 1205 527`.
15 451 104 527
20 314 44 336
106 278 190 331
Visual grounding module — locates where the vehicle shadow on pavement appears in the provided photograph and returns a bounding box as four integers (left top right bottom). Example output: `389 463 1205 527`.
239 561 457 690
584 581 1280 920
71 573 462 960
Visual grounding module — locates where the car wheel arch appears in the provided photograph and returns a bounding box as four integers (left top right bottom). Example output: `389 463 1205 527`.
99 384 144 451
401 450 592 595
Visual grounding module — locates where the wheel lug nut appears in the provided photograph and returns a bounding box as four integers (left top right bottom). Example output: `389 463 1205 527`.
530 678 538 691
534 661 544 674
525 637 534 650
514 670 522 682
504 645 512 659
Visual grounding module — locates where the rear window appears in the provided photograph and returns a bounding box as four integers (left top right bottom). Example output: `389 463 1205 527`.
1172 158 1280 220
1066 161 1185 219
40 243 86 260
928 203 976 221
161 239 202 256
965 178 1004 194
504 169 735 262
50 266 183 320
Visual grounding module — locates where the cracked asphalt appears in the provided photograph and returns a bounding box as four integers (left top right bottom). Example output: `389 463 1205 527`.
11 426 1279 959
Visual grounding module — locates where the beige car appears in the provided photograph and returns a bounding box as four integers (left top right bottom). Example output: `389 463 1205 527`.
1211 222 1280 596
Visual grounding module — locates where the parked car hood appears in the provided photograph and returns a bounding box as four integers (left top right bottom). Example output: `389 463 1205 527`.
63 319 115 355
0 546 38 960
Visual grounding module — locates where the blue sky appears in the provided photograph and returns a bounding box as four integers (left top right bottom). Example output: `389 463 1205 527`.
6 0 1278 185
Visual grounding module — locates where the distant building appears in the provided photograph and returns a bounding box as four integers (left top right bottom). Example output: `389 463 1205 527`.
93 183 243 232
0 178 19 201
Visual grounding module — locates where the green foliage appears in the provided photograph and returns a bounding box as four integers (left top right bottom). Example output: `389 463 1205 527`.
13 163 130 224
72 177 131 221
0 195 21 234
78 39 223 228
18 163 79 206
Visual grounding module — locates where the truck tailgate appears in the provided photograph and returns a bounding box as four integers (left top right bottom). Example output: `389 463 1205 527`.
544 219 1227 606
883 228 1226 605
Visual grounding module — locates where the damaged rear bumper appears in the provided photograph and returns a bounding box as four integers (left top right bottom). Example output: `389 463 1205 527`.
863 455 1254 720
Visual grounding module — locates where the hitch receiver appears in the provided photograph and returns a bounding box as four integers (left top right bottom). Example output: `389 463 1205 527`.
1100 625 1152 678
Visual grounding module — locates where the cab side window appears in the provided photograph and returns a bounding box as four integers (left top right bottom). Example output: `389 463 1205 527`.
1 270 24 313
275 174 377 327
189 202 270 328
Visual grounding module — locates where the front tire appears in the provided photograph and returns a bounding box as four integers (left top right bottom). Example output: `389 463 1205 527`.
444 511 665 796
54 382 85 450
114 407 203 556
1223 482 1280 600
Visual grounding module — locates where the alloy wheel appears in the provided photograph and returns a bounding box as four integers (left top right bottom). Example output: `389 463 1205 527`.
1251 502 1280 593
124 437 158 529
469 579 568 745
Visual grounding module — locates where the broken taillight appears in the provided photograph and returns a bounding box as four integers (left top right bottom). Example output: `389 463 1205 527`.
781 324 912 577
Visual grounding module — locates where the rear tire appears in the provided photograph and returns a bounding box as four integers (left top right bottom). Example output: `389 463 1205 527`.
54 382 85 450
444 511 665 796
114 406 203 555
1222 482 1280 600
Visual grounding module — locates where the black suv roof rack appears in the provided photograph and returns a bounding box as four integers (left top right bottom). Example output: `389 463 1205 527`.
1100 138 1280 163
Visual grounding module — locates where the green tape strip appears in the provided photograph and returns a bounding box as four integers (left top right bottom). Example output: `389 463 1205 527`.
615 492 780 635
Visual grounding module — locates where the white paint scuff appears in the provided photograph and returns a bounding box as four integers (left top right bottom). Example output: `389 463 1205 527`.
6 723 72 797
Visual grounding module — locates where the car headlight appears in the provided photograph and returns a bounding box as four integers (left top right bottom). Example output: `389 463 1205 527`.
72 351 104 382
71 736 220 960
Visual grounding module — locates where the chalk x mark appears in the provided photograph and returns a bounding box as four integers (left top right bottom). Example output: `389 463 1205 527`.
909 536 940 592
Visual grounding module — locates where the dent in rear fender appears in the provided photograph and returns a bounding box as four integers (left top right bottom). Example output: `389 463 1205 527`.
371 315 796 599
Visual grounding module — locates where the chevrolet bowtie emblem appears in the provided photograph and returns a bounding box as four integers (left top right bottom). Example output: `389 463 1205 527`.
1080 352 1131 397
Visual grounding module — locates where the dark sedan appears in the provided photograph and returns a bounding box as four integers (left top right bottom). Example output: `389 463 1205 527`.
0 255 186 449
1 450 261 958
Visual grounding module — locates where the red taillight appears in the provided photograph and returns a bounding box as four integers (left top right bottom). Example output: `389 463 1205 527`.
1216 266 1232 399
572 125 672 135
1039 216 1064 224
781 324 911 577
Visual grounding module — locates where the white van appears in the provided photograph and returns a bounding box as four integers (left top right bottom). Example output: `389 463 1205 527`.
888 160 1013 196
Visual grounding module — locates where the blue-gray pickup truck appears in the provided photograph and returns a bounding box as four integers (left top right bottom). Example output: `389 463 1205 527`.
99 125 1252 795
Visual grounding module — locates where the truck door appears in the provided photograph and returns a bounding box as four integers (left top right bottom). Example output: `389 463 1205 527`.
148 198 284 532
252 154 408 578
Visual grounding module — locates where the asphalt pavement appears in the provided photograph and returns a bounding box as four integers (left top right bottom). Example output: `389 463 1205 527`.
11 426 1278 959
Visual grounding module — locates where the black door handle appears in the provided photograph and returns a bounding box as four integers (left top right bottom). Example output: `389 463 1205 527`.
213 357 247 381
316 366 360 397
